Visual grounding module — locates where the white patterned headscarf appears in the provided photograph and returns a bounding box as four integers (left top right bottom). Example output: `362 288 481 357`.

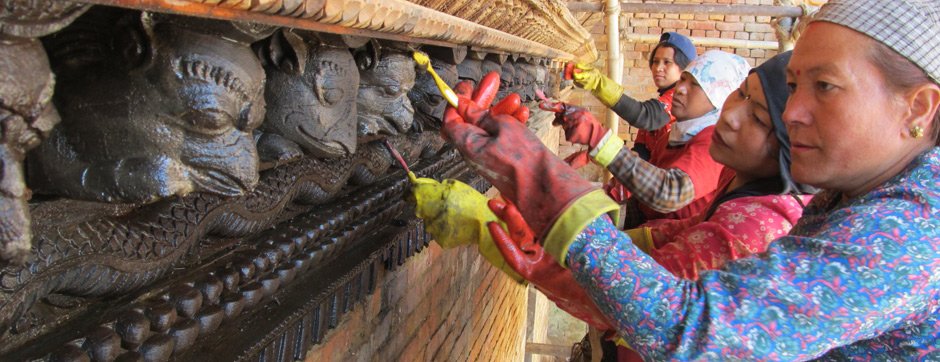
814 0 940 86
685 50 751 109
669 50 751 145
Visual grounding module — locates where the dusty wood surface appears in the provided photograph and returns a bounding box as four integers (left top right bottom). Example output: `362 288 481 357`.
71 0 596 61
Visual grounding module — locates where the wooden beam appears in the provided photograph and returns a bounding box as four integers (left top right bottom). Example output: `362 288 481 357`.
70 0 578 61
568 2 804 17
526 342 573 357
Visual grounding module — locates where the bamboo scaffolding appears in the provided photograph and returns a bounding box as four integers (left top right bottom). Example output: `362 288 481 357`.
624 33 780 50
568 2 804 17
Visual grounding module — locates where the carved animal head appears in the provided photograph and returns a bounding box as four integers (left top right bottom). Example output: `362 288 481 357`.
0 0 82 264
408 59 457 132
355 47 415 143
481 56 502 79
260 30 359 158
31 9 267 203
495 60 516 102
456 58 483 86
0 40 58 263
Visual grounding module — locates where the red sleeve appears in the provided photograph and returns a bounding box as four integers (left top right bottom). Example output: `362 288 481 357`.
662 126 724 209
646 194 808 280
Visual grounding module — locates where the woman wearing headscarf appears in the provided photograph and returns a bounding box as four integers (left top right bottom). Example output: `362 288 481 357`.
572 32 697 162
625 51 815 281
441 0 940 358
546 50 750 225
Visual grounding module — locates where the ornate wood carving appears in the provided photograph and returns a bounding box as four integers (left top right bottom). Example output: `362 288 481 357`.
68 0 590 61
0 1 89 263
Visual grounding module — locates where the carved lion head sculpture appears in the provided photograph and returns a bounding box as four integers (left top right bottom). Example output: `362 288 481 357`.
257 30 360 163
354 41 416 143
31 8 271 203
408 47 459 132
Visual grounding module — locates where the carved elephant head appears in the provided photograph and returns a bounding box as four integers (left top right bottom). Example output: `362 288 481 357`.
355 43 415 143
30 9 270 203
258 30 360 162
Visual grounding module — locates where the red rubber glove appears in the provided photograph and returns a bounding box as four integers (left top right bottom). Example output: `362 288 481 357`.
443 73 599 240
539 101 608 149
604 177 631 204
487 199 614 331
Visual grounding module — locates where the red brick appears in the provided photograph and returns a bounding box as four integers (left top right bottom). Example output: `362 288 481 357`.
688 20 715 30
716 22 744 32
745 23 774 33
691 29 706 37
659 19 687 29
630 18 659 27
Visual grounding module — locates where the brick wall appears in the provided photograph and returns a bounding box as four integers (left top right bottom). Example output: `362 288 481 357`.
303 243 527 361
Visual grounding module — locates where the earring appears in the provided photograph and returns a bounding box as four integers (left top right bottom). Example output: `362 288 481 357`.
910 125 925 139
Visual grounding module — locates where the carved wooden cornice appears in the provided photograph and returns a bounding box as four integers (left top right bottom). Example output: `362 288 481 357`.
69 0 597 62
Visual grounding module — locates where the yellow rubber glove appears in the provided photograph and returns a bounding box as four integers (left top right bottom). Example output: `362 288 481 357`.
572 63 625 108
410 175 524 282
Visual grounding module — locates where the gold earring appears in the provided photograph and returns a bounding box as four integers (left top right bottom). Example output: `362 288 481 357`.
910 125 925 139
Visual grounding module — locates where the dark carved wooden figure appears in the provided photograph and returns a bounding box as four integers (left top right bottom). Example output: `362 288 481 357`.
0 0 88 264
257 30 361 165
495 60 516 102
481 54 503 82
29 9 271 203
408 46 461 132
355 42 416 143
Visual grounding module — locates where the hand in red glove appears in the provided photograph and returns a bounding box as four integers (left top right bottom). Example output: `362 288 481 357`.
539 100 609 149
604 177 631 204
443 72 600 240
446 72 529 128
487 199 614 331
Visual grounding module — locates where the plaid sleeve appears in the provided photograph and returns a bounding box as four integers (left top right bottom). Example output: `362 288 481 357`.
606 147 695 213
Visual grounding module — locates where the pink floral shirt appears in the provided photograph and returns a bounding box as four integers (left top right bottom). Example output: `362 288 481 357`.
642 193 812 280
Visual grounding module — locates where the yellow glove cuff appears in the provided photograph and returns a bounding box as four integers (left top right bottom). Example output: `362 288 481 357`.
624 227 654 254
589 130 624 168
543 189 620 267
594 78 625 108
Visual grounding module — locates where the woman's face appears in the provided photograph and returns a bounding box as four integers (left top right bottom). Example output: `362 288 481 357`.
783 22 916 196
650 46 683 89
709 73 779 179
672 72 714 121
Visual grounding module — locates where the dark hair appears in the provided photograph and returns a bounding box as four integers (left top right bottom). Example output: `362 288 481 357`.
867 40 940 145
648 43 691 70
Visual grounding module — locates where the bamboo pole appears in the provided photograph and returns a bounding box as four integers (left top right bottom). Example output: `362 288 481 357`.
605 0 621 142
568 2 804 17
604 0 621 183
624 33 779 50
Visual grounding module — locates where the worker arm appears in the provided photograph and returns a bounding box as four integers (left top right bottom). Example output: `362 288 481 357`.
550 211 940 360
